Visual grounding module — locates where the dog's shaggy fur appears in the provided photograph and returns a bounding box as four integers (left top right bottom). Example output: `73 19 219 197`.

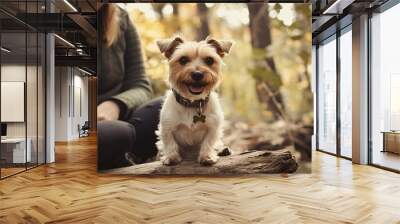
155 36 233 166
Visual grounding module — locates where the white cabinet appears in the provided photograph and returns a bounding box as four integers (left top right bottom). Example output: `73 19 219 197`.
1 138 32 163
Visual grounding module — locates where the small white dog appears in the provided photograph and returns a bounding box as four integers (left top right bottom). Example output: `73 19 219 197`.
155 36 233 166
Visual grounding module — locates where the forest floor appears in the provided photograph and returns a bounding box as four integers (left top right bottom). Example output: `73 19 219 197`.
222 120 311 173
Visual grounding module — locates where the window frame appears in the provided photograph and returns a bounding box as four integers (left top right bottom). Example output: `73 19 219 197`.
314 18 353 161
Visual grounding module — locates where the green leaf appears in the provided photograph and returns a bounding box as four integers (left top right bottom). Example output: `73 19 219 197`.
248 67 282 89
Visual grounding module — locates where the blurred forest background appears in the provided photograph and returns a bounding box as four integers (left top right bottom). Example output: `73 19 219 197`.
119 3 312 167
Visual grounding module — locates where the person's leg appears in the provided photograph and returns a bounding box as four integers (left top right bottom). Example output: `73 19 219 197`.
97 120 136 170
128 97 164 162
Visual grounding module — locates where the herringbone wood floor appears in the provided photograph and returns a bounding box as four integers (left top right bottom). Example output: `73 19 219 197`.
1 135 400 224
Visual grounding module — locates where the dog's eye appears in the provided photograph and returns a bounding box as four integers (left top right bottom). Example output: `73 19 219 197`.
204 57 214 66
179 56 190 65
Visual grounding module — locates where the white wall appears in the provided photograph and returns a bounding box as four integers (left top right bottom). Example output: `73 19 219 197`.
55 67 69 141
55 67 89 141
73 73 89 137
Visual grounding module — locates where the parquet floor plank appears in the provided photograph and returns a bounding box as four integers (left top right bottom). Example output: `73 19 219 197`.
0 135 400 223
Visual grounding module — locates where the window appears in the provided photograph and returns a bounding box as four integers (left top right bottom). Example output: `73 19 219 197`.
370 3 400 171
317 35 337 154
339 27 352 158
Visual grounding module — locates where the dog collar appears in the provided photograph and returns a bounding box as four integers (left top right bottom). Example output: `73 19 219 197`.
172 89 209 108
172 89 209 123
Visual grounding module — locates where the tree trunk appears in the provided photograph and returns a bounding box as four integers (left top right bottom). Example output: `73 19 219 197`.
106 150 298 175
171 4 181 32
152 3 165 20
248 3 285 120
290 125 313 162
172 4 179 16
196 3 210 41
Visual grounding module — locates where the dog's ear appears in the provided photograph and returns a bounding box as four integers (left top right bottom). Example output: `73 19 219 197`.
156 37 184 59
205 37 233 57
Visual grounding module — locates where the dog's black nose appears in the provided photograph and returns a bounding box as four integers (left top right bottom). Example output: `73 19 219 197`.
191 71 204 81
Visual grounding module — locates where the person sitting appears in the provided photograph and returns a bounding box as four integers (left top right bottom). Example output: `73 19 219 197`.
97 4 163 170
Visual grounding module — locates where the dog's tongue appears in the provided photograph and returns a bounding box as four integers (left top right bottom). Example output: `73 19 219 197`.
189 85 204 94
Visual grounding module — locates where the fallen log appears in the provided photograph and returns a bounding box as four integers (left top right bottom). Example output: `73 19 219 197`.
106 150 298 175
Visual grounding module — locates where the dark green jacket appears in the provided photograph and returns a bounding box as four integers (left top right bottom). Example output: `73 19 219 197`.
98 8 152 120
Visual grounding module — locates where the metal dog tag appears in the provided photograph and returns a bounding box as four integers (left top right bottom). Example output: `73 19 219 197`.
193 113 206 123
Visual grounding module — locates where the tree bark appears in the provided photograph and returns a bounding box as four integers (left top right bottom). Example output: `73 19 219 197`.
196 3 210 41
171 4 181 32
248 4 276 73
152 3 165 20
106 150 298 175
248 3 285 119
172 4 179 16
290 125 313 162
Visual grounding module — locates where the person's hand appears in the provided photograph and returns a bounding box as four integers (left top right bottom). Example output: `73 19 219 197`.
97 100 120 121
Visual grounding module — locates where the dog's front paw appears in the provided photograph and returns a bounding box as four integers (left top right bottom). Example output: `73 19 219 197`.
198 153 219 166
161 154 182 166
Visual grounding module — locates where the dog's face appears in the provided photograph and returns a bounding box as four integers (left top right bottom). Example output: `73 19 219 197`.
157 37 233 100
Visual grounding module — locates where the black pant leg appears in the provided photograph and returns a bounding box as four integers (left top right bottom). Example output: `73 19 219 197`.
128 97 164 161
97 120 136 170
